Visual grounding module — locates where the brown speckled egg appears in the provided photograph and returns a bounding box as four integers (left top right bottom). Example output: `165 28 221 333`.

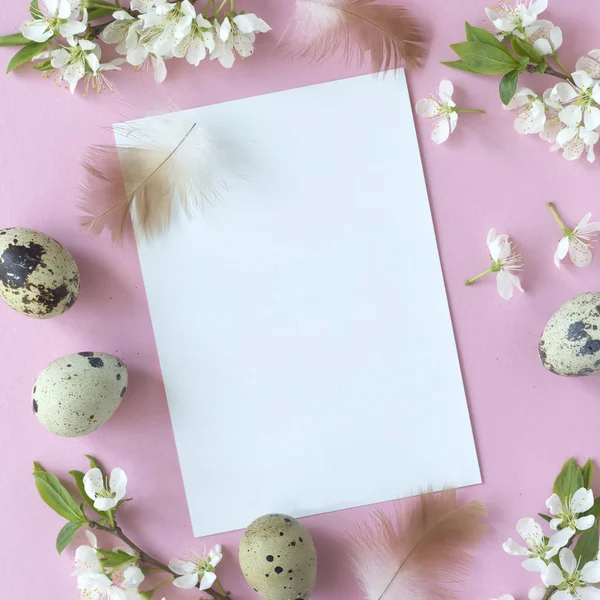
239 514 317 600
0 227 79 318
33 352 128 437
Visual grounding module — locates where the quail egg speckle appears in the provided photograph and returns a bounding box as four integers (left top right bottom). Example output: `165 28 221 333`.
239 514 317 600
33 352 128 437
0 227 79 318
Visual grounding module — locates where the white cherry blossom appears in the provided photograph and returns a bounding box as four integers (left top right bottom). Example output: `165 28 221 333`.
526 19 563 55
84 57 123 94
485 0 548 37
50 38 99 94
577 50 600 81
505 87 546 134
541 548 600 600
21 0 86 43
540 88 564 143
549 204 600 269
465 229 524 300
138 0 195 56
553 125 599 163
100 10 138 54
550 71 600 132
169 545 223 590
503 518 573 571
210 13 271 68
415 80 459 144
546 487 595 533
83 467 128 511
173 14 215 66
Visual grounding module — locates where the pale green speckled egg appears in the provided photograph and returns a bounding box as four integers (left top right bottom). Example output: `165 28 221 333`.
33 352 128 437
0 228 79 318
239 514 317 600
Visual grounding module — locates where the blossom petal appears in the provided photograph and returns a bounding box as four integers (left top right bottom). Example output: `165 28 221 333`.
83 468 104 500
233 13 271 34
529 585 547 600
152 56 167 83
169 559 197 576
415 98 440 118
560 105 583 128
431 117 450 144
547 526 575 553
173 573 200 589
522 557 547 572
449 111 458 133
57 0 72 18
579 588 600 600
496 270 520 300
94 497 118 511
574 515 595 530
85 531 98 548
60 19 87 38
542 562 564 586
208 544 223 567
123 566 145 588
550 518 562 531
568 239 593 268
199 571 217 591
219 17 231 41
438 79 454 102
534 38 552 55
550 26 563 49
584 106 600 131
571 488 594 513
559 548 577 575
552 82 578 103
21 20 53 43
552 592 573 600
233 32 254 57
487 228 497 247
581 560 600 583
573 69 594 91
109 468 127 502
517 518 544 546
554 237 569 268
186 40 207 65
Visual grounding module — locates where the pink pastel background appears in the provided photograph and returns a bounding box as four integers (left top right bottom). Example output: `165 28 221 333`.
1 0 600 598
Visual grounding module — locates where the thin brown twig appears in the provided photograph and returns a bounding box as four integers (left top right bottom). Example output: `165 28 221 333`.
526 63 573 82
89 521 232 600
542 586 557 600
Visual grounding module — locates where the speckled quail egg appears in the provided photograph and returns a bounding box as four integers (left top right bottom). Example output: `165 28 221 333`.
33 352 128 437
0 227 79 318
239 514 317 600
540 292 600 377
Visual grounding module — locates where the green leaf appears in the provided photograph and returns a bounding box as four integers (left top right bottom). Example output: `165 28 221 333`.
464 23 513 55
538 513 552 523
33 461 45 473
6 41 49 73
30 0 40 17
33 59 52 71
441 60 475 73
574 525 600 565
89 0 119 7
450 41 519 75
115 497 133 512
85 455 104 472
97 548 137 569
582 459 594 489
587 498 600 519
511 37 543 64
500 69 520 105
56 521 84 554
33 469 85 522
70 470 98 514
0 33 29 46
87 7 117 19
554 458 585 502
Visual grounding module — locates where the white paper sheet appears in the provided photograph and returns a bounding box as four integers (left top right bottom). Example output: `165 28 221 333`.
117 71 481 537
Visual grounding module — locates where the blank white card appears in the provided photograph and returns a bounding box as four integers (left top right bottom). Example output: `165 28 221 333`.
119 72 481 537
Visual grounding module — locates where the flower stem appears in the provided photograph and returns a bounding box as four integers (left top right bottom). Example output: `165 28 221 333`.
542 587 557 600
465 268 492 286
526 63 573 83
553 54 571 77
548 202 570 234
88 520 233 600
456 109 485 114
215 0 228 15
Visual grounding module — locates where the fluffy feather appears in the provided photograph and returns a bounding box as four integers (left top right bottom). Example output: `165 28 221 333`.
80 116 226 240
349 490 487 600
292 0 427 71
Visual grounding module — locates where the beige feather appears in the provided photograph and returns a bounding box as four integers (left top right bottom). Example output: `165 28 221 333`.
80 117 226 241
349 490 487 600
292 0 428 71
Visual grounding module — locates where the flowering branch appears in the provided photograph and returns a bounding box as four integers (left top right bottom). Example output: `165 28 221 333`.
88 520 232 600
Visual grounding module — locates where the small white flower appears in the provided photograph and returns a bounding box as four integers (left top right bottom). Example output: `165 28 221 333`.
577 50 600 81
503 518 573 571
485 0 548 37
466 229 524 300
169 545 223 590
173 14 215 66
84 57 123 94
50 38 100 94
546 487 595 533
542 548 600 599
505 87 546 134
415 80 459 144
540 88 564 143
550 70 600 132
549 204 600 269
122 565 145 590
21 0 86 43
526 19 562 55
553 125 599 163
210 13 271 68
130 0 160 13
83 467 128 511
100 10 137 54
138 0 195 56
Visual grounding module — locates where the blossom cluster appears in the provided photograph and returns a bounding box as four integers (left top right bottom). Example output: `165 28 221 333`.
494 458 600 600
12 0 271 94
32 459 226 600
427 0 600 165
